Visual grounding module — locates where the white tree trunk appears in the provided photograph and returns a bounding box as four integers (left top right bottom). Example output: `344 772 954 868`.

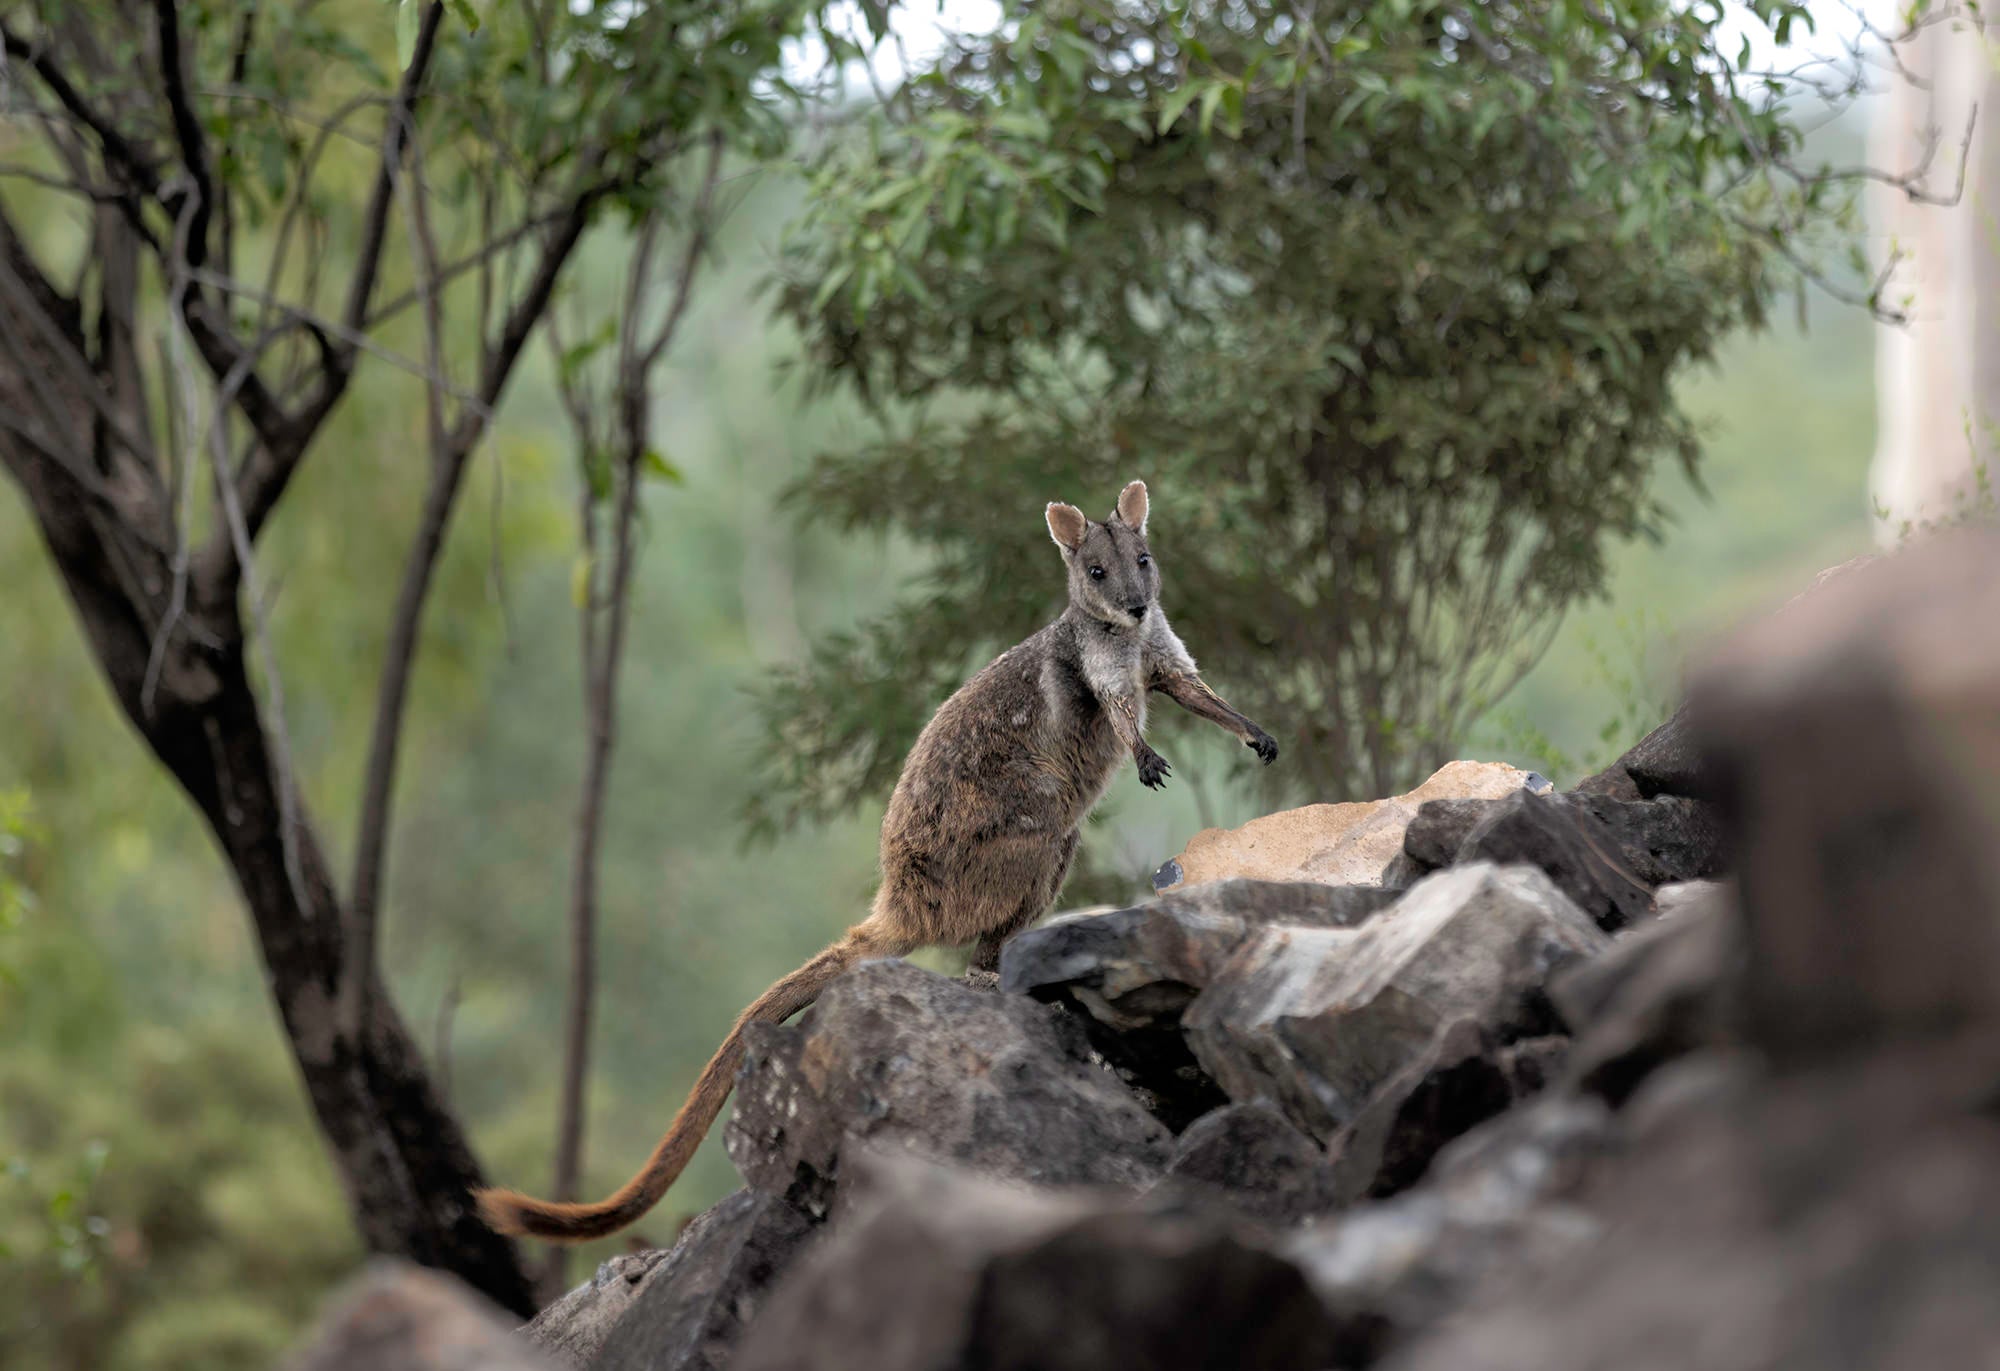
1871 11 2000 539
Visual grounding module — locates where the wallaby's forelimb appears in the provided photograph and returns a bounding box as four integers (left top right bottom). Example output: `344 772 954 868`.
473 920 910 1242
1152 671 1279 764
1104 690 1171 789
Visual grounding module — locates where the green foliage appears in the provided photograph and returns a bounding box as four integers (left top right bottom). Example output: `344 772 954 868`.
751 0 1847 828
0 789 40 985
1 1024 361 1370
1477 610 1675 785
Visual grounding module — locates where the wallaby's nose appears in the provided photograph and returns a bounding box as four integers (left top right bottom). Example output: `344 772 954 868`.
1125 603 1147 621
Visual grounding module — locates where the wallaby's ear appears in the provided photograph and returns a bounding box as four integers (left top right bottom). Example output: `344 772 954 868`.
1115 480 1149 534
1046 502 1089 552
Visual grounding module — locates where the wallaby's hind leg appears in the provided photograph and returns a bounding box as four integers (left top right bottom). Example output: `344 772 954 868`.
970 896 1044 974
968 829 1080 974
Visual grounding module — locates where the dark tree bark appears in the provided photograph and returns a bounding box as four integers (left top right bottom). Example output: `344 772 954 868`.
0 223 538 1313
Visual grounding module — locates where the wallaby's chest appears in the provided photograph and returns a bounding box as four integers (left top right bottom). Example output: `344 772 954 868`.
1078 629 1147 718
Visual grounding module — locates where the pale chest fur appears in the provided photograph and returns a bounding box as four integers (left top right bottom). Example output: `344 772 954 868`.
1079 626 1149 729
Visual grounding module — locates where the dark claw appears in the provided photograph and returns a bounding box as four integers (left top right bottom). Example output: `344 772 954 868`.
1249 731 1279 765
1138 750 1172 790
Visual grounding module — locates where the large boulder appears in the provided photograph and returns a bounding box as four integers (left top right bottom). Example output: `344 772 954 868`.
732 1151 1362 1371
523 1252 675 1369
282 1262 558 1371
724 959 1172 1203
999 880 1399 1125
1693 525 2000 1059
1153 761 1548 892
1184 864 1607 1142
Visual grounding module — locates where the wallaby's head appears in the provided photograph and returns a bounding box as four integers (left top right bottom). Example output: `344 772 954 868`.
1046 480 1158 627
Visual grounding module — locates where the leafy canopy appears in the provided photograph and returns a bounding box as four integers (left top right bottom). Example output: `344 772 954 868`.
749 0 1853 826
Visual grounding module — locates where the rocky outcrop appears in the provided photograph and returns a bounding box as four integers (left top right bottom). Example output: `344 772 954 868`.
1387 526 2000 1369
999 879 1398 1125
1184 864 1605 1142
282 533 2000 1371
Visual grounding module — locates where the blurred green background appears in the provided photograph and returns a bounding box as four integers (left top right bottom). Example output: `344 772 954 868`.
0 97 1880 1371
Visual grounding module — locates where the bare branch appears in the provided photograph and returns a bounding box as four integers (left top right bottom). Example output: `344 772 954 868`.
151 0 214 273
550 140 725 1216
235 2 447 551
343 178 604 1040
0 160 127 200
0 19 164 200
338 2 447 340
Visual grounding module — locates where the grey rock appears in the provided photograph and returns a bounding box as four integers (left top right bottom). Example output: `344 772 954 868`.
1573 703 1709 801
523 1251 674 1368
579 1189 817 1371
1400 798 1498 871
1454 792 1656 931
1000 881 1398 1128
1404 792 1723 908
1324 1020 1515 1206
1002 879 1400 1029
1550 885 1739 1105
1496 1035 1571 1098
732 1151 1361 1371
1286 1096 1613 1351
724 959 1171 1203
282 1261 558 1371
1156 1101 1340 1225
1185 864 1607 1142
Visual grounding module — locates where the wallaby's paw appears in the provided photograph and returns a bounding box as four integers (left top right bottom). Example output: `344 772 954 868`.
1138 750 1172 790
1249 730 1279 765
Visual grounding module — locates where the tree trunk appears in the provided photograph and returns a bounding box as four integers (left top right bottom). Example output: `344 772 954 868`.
0 248 537 1315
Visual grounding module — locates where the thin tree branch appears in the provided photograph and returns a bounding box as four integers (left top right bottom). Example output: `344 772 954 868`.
338 2 447 340
0 19 164 200
343 181 605 1040
550 144 723 1223
231 1 447 559
151 0 213 274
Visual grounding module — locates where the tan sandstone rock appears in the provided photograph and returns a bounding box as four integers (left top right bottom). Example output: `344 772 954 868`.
1157 760 1541 891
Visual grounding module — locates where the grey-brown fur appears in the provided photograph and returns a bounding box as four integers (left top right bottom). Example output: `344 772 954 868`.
476 479 1277 1243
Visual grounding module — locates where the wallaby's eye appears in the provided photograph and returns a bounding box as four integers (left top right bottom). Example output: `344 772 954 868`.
1137 554 1151 567
1088 565 1106 580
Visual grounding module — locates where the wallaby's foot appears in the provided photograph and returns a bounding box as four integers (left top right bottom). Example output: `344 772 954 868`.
1137 747 1172 790
1248 728 1279 764
969 932 1006 975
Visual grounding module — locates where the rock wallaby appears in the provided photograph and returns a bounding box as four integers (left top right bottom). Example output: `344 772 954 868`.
476 480 1278 1242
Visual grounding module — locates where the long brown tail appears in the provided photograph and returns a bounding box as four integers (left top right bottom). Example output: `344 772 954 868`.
474 921 900 1243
